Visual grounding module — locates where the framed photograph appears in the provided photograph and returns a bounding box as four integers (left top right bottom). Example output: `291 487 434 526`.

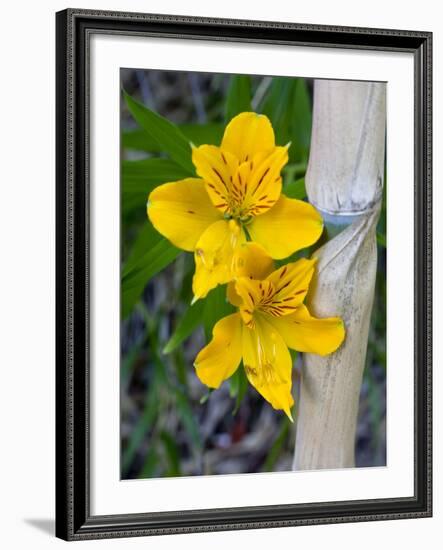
55 9 432 541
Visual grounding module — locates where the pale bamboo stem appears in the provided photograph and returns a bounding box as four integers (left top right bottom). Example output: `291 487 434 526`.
293 81 386 470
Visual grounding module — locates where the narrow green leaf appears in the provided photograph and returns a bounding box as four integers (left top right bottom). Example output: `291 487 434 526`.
160 431 181 477
121 339 143 391
283 177 306 200
230 366 249 415
122 128 160 152
163 300 205 354
291 79 312 161
138 446 158 479
122 123 224 153
121 193 146 218
122 362 160 474
172 348 187 387
282 162 307 183
229 370 239 398
261 77 295 145
122 311 175 476
260 77 312 163
202 285 235 341
122 236 180 318
261 419 290 472
122 240 179 290
121 158 190 217
175 388 203 452
200 389 213 404
225 75 252 122
180 123 223 146
123 222 163 276
121 285 147 320
122 157 189 184
123 90 195 174
377 232 386 248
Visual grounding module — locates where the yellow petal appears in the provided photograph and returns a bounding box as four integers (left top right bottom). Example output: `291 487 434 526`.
264 258 316 314
194 313 242 388
227 243 275 307
221 112 275 162
248 195 324 259
192 219 246 300
242 314 294 420
242 146 289 217
234 257 316 321
227 283 244 307
233 242 275 279
267 304 345 356
147 178 221 252
191 145 238 214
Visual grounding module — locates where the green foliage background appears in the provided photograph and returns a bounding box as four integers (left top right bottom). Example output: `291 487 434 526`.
120 69 386 479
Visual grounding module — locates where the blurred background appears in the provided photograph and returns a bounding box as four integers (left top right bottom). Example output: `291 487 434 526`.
120 69 386 480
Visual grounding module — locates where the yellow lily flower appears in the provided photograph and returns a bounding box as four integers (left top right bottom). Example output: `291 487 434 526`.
147 112 323 301
194 243 345 420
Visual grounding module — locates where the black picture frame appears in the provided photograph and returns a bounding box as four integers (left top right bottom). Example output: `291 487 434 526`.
55 8 432 541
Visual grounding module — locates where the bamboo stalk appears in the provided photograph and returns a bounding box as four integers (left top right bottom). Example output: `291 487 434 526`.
293 80 386 470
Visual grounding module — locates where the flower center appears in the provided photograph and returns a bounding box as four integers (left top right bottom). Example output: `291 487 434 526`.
237 269 307 329
212 155 281 222
252 281 298 319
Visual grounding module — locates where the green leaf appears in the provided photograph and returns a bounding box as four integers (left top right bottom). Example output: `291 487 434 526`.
121 239 179 291
121 193 146 219
123 222 162 275
261 418 290 472
225 75 252 122
160 431 181 477
122 123 224 153
122 359 160 474
229 366 249 415
138 446 158 479
289 349 298 365
282 162 307 183
283 177 306 200
121 158 189 219
175 388 203 452
180 123 224 146
377 232 386 248
122 158 189 191
122 239 180 319
199 390 213 404
121 230 180 318
261 77 295 145
291 79 312 161
229 370 239 398
260 77 312 163
121 339 143 391
202 285 235 341
122 128 160 152
123 90 195 174
163 300 205 354
121 158 191 216
121 286 145 320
